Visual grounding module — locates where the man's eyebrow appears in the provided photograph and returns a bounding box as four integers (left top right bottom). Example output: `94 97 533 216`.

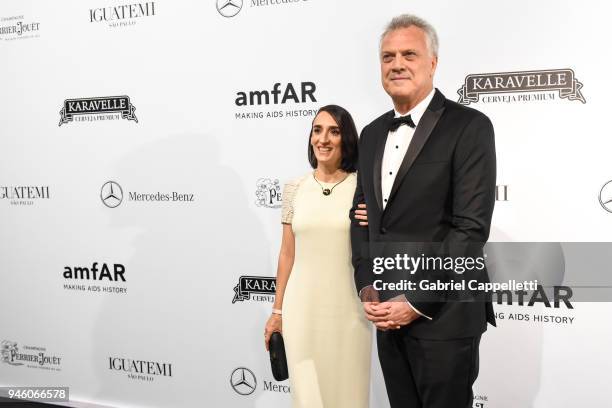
381 48 418 54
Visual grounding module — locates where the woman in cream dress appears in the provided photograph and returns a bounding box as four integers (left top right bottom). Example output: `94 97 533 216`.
264 105 371 408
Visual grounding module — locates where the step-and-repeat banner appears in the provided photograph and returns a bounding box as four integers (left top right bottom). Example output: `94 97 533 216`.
1 1 611 407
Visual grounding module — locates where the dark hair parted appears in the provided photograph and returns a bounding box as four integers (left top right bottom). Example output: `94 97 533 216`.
307 105 359 173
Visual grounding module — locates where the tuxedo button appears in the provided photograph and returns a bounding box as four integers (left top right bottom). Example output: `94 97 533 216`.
380 227 387 234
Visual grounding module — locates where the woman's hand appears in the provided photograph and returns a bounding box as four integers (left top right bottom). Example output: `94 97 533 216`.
264 314 282 351
355 203 368 226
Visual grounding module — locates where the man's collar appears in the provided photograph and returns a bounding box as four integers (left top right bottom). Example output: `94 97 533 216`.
393 88 436 127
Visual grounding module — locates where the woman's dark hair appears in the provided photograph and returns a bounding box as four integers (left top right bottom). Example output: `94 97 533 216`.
307 104 359 172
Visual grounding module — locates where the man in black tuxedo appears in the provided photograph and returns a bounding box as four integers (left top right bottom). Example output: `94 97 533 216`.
350 14 496 408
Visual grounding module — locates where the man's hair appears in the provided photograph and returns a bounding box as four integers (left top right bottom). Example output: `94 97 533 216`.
380 14 439 57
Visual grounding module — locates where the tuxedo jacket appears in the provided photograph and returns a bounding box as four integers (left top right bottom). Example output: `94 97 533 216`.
350 89 496 340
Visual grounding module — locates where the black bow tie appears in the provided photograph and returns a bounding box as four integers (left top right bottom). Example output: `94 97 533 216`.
388 115 416 132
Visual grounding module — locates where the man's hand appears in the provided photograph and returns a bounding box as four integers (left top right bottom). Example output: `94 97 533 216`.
354 203 368 226
360 285 391 323
360 285 379 303
374 294 420 330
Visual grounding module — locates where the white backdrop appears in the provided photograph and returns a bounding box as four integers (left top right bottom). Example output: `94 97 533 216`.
1 0 611 407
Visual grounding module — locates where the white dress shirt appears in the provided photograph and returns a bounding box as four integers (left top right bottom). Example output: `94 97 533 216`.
381 89 435 210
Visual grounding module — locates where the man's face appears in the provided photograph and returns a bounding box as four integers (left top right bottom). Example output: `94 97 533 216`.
380 26 437 104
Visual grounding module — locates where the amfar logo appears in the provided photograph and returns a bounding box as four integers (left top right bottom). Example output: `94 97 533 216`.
109 357 172 382
457 69 585 105
233 276 276 303
63 262 127 295
235 82 318 120
230 367 256 395
59 96 138 126
0 185 50 206
216 0 243 17
494 285 573 309
255 178 282 208
101 181 123 208
236 82 316 106
1 340 62 370
63 263 126 282
90 2 156 28
0 15 40 41
599 180 612 213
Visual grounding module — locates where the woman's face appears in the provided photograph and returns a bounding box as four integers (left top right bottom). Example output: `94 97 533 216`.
310 111 342 169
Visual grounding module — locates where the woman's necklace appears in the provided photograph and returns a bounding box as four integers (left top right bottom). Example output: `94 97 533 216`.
312 171 349 196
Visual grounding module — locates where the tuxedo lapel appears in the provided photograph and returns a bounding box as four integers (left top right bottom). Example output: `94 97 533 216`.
386 90 446 208
373 111 395 211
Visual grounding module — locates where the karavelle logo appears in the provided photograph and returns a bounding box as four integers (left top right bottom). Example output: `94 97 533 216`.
230 367 256 395
59 96 138 126
101 181 123 208
216 0 242 17
457 68 585 105
233 276 276 303
599 180 612 213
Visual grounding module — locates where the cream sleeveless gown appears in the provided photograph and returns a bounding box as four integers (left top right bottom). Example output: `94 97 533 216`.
281 172 371 408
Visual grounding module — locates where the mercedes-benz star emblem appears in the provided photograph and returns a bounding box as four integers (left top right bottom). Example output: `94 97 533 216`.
216 0 243 17
101 181 123 208
230 367 256 395
600 180 612 213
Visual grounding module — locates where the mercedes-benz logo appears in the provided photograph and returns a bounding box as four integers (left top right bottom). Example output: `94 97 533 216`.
600 180 612 213
230 367 256 395
101 181 123 208
216 0 243 18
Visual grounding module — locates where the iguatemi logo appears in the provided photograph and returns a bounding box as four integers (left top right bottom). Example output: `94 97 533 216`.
255 178 282 208
458 69 585 105
233 276 276 303
59 96 138 126
109 357 172 382
1 185 50 206
90 2 156 28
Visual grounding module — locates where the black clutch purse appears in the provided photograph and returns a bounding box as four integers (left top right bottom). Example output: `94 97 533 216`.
269 332 289 381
